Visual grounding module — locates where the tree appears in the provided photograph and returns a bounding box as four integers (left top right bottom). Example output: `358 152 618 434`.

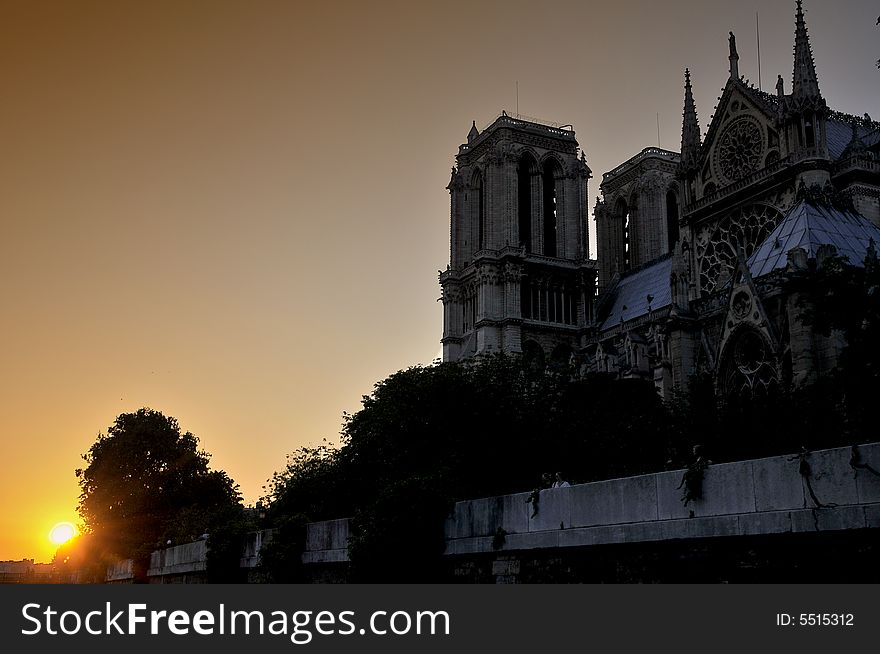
76 408 241 578
263 355 673 580
788 248 880 441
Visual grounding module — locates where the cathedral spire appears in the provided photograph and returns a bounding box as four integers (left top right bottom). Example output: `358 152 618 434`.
791 0 821 104
679 68 702 175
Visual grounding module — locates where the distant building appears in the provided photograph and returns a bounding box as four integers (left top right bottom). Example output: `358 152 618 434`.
442 1 880 397
0 559 55 584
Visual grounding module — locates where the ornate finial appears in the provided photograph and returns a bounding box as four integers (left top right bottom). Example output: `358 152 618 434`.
840 120 867 160
467 120 480 143
446 166 458 191
579 150 592 178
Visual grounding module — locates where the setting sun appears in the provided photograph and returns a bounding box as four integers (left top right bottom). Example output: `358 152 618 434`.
48 522 77 546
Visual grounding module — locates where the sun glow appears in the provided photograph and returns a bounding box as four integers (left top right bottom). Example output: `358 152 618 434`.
48 522 77 546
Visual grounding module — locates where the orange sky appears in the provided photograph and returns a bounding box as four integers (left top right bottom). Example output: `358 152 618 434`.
1 0 876 562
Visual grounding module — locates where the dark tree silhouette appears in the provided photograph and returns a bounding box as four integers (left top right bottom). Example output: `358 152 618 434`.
76 408 241 579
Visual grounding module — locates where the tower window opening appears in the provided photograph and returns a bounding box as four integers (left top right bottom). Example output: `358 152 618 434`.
477 172 485 250
666 190 680 251
542 163 558 257
804 112 815 148
521 282 531 319
563 290 571 324
615 197 630 273
471 293 477 329
518 154 537 252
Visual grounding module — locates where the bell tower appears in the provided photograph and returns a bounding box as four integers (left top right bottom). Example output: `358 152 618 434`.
440 113 595 365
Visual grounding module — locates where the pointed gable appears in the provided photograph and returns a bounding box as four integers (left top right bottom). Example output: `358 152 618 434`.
700 80 779 172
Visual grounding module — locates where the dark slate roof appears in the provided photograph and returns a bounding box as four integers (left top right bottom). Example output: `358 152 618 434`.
748 200 880 278
598 255 672 331
826 119 879 160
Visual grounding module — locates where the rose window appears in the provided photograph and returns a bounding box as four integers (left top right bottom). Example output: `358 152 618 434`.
717 118 763 182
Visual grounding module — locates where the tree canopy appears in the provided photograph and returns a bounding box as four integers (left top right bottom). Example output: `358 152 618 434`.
75 408 241 576
262 356 674 580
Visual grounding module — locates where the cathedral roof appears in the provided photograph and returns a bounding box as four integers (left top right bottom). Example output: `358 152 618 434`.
748 200 880 278
826 118 880 159
598 255 672 331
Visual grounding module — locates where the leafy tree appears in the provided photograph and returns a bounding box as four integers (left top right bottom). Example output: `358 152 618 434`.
76 408 241 579
264 355 673 580
788 249 880 441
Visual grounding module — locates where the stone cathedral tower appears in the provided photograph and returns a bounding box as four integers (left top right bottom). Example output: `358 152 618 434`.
440 113 595 365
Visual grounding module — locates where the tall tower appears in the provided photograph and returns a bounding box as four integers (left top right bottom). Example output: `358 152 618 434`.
440 113 595 366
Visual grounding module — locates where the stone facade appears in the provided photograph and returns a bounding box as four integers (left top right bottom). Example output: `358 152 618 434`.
440 113 596 364
587 1 880 398
443 2 880 399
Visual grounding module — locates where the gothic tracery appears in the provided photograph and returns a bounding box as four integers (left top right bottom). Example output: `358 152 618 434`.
695 204 783 294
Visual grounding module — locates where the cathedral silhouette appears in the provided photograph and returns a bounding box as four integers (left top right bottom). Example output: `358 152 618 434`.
440 0 879 398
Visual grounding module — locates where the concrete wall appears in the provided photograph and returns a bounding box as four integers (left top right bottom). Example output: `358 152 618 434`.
89 443 880 582
444 442 880 556
105 559 134 583
302 518 349 564
147 540 208 582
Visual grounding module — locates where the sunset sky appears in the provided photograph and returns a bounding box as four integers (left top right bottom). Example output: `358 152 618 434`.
1 0 876 562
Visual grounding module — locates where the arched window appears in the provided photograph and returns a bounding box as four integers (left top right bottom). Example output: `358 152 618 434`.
665 189 680 252
542 159 561 257
614 197 630 272
803 111 815 148
517 153 538 252
719 328 778 397
472 169 485 252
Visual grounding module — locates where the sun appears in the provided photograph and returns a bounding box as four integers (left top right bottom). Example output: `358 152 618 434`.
48 522 77 546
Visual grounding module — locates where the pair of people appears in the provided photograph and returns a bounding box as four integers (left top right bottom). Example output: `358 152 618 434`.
552 472 570 488
548 471 570 488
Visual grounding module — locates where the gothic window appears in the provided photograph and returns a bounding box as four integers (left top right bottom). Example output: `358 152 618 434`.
720 328 778 397
614 197 630 272
520 279 576 325
696 204 783 294
764 150 780 167
518 153 538 252
542 159 561 257
472 169 485 252
803 111 815 148
665 189 680 251
520 282 531 319
716 117 764 182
